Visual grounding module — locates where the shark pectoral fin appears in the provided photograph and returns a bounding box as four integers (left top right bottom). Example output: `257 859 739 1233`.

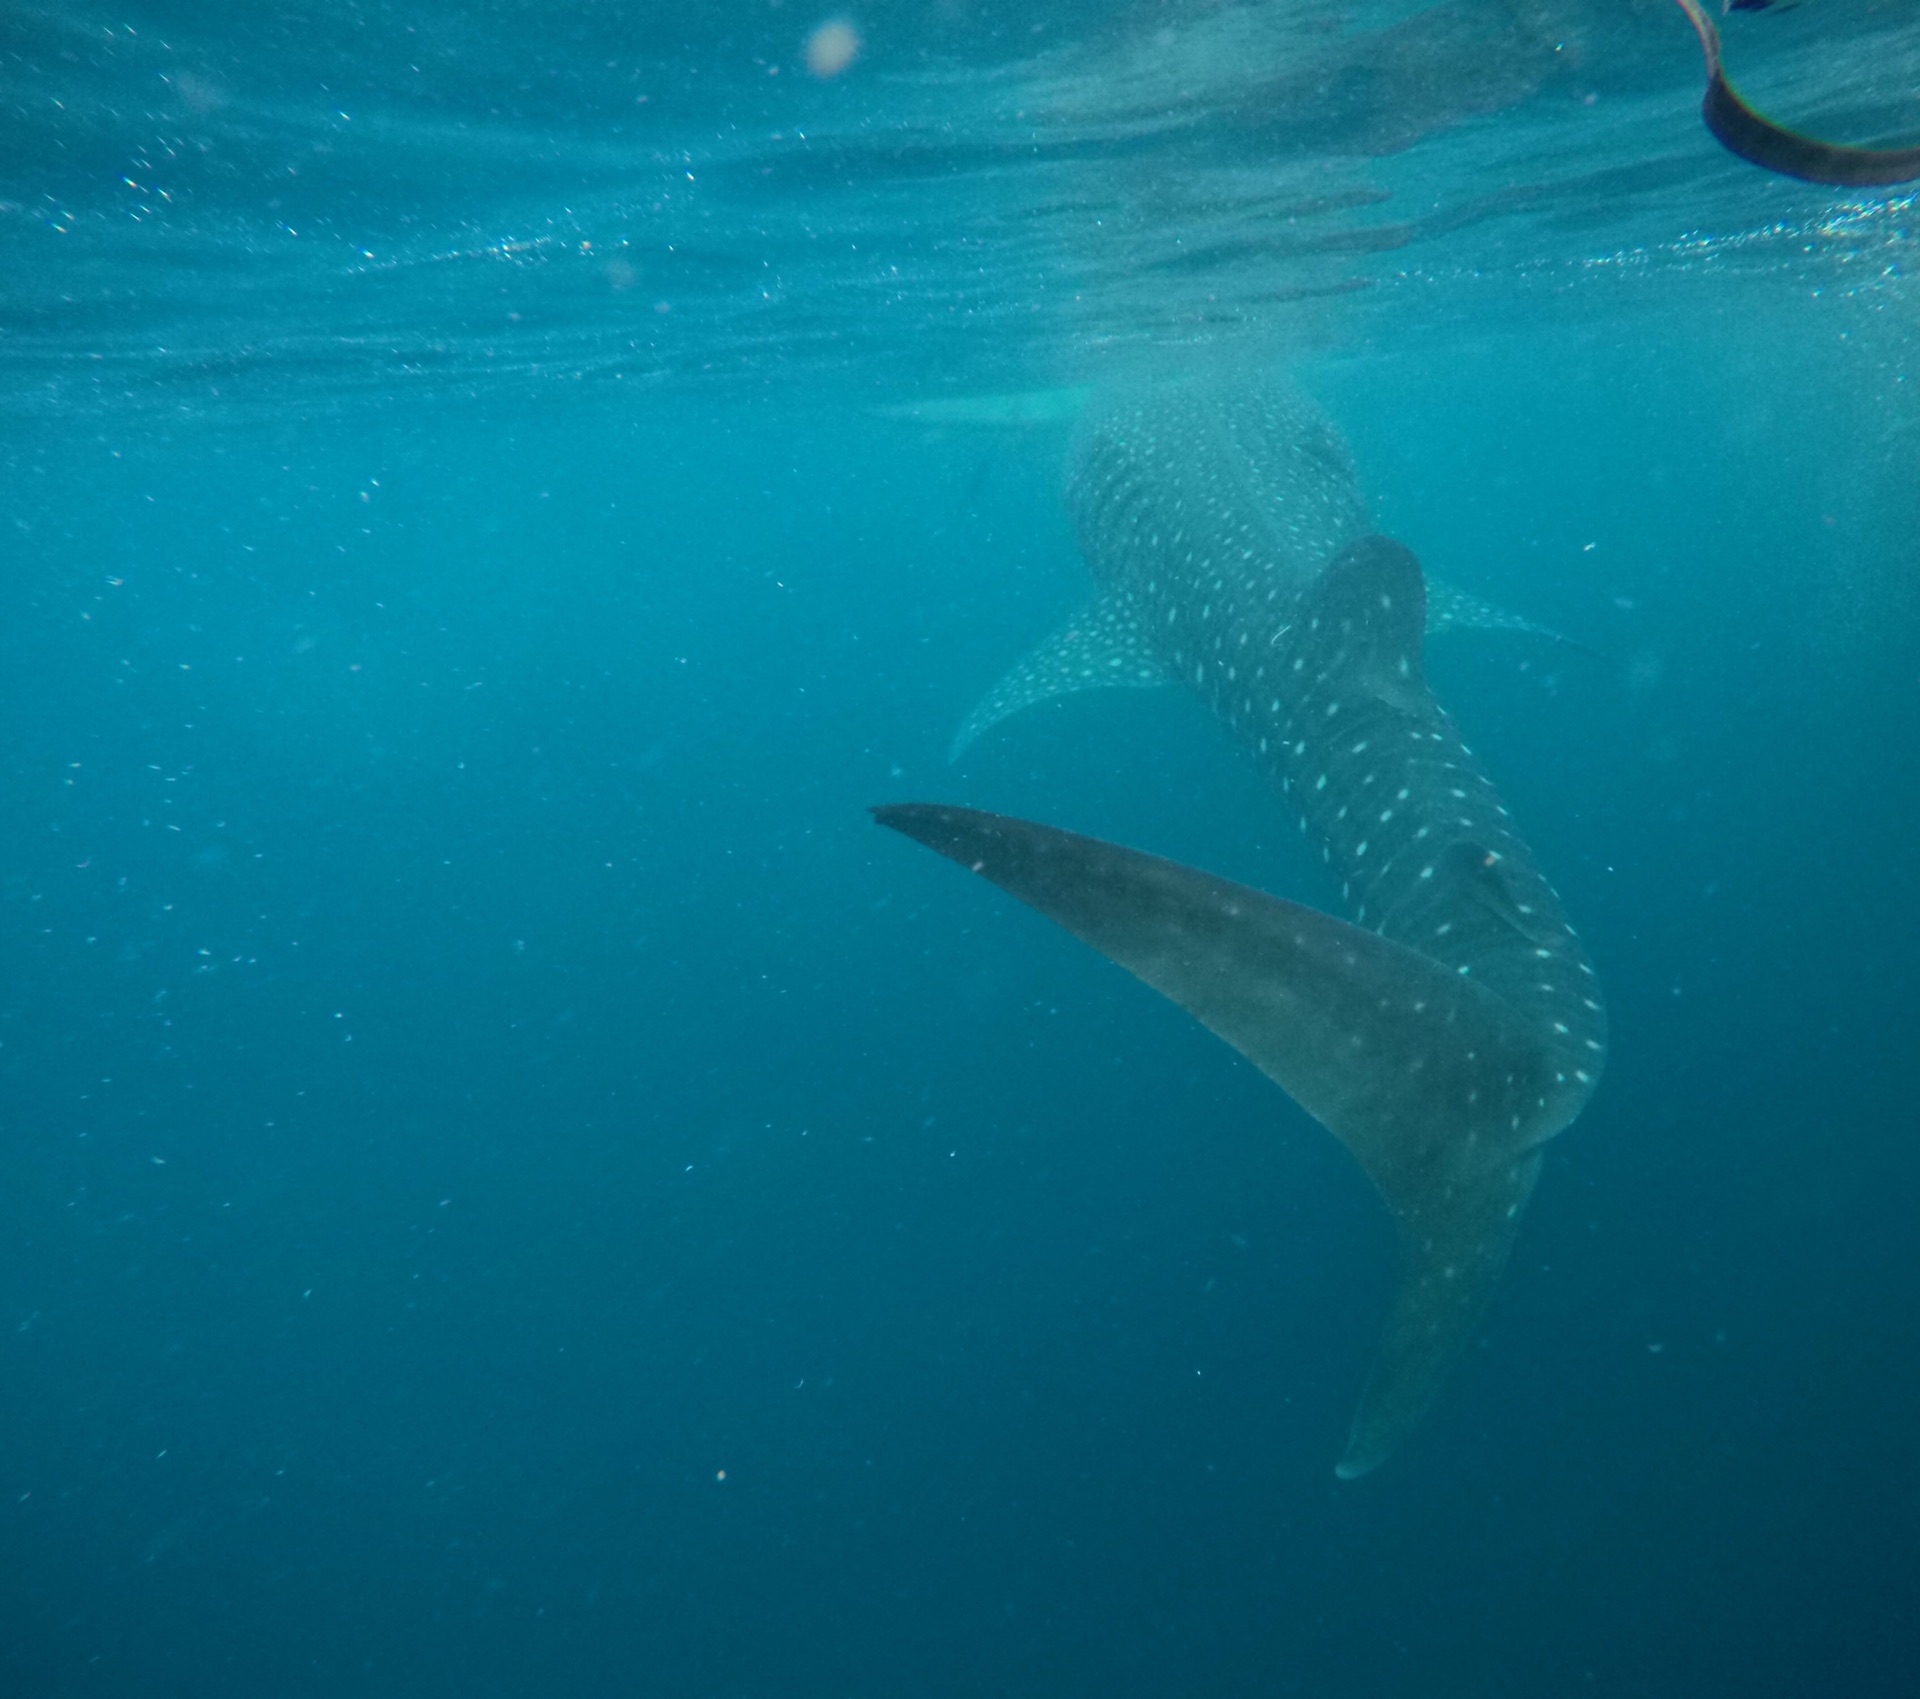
873 802 1558 1472
949 592 1168 762
1323 539 1591 662
1425 576 1591 654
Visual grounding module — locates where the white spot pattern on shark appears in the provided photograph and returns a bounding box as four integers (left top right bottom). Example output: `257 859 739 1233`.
878 369 1606 1479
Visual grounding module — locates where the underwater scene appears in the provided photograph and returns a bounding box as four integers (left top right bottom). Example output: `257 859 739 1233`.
2 3 1917 1695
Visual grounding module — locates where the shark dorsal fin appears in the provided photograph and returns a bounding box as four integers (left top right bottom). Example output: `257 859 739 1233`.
872 801 1565 1476
1297 535 1429 711
1425 576 1587 653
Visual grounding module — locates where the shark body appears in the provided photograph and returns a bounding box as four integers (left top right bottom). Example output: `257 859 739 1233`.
875 371 1605 1477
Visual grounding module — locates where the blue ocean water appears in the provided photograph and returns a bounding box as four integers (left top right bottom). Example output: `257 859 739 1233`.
3 3 1918 1695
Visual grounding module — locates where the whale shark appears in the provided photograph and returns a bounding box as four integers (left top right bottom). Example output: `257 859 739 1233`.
874 371 1605 1477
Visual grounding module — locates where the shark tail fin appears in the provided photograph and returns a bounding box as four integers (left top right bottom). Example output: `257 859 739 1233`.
1336 1148 1540 1477
949 591 1167 762
872 802 1557 1477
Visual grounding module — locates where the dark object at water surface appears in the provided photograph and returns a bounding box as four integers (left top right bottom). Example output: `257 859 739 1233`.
1674 0 1920 185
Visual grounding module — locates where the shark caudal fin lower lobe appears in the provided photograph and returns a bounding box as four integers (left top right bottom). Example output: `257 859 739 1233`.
872 802 1566 1477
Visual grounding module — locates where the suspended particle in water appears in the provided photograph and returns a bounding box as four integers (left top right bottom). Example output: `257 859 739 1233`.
804 18 861 78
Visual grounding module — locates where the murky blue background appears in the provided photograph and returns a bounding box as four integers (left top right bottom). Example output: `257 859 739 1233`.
3 4 1917 1694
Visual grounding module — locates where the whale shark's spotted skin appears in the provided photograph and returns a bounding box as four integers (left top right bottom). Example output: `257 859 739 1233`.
1066 377 1606 1080
878 370 1606 1476
946 381 1572 761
